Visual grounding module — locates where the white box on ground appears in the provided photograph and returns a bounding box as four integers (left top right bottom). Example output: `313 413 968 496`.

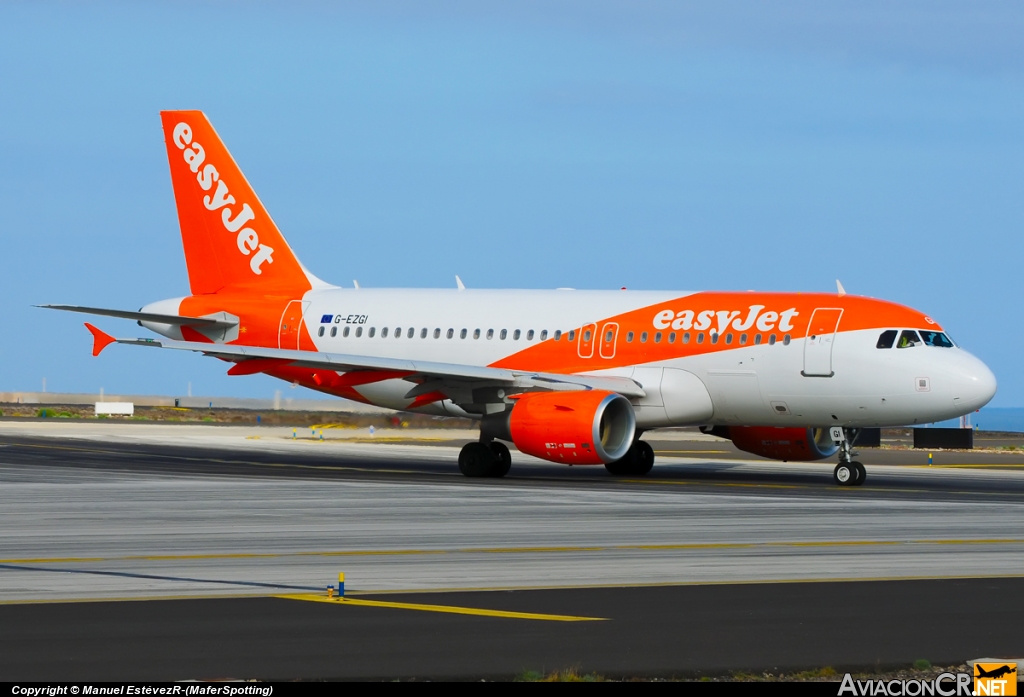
95 402 134 416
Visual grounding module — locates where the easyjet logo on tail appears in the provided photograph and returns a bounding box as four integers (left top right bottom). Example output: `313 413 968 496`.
653 305 800 334
171 122 274 275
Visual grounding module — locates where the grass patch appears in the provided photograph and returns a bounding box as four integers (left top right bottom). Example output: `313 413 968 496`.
516 668 603 682
914 660 932 671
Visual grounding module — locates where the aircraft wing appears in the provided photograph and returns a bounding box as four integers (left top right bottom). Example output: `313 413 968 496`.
89 328 646 399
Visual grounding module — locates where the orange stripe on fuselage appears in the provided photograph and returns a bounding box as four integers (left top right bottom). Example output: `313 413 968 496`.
490 292 940 374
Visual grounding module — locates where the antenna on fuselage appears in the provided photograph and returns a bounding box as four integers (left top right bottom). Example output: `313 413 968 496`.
353 280 360 289
836 279 846 297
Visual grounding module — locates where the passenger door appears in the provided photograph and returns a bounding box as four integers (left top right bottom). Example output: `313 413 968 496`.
802 308 843 377
278 300 309 350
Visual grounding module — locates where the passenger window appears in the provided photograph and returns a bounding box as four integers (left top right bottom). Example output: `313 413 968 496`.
897 330 922 348
739 334 747 345
330 327 337 338
768 334 776 345
460 328 467 339
696 333 704 344
754 334 761 345
446 328 454 339
317 326 325 337
627 331 634 342
553 330 561 341
420 328 427 339
433 328 441 339
395 327 401 338
641 332 648 343
568 330 576 342
669 332 676 343
711 332 719 344
368 327 375 338
500 329 507 340
343 327 350 338
783 334 791 345
355 327 363 338
473 329 480 339
725 333 733 345
407 327 414 339
876 330 897 349
655 332 662 343
583 329 591 342
513 329 521 340
920 331 954 348
540 330 548 341
527 330 534 340
381 327 389 338
487 329 494 340
605 331 613 342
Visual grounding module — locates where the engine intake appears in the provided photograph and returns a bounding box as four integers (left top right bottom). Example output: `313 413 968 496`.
703 425 838 461
498 390 636 465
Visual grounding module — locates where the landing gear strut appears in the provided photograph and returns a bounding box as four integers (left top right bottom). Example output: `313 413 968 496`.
458 440 511 478
605 440 655 476
833 428 866 487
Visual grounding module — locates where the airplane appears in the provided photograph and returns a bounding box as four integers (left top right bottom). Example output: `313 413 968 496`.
42 110 997 486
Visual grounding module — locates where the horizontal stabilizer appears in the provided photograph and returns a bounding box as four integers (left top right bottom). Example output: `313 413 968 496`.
39 305 236 329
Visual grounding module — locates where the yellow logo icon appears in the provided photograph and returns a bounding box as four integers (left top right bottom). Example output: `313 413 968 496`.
975 662 1017 696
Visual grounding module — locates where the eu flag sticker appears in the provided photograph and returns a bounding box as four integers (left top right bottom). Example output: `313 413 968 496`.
321 314 333 324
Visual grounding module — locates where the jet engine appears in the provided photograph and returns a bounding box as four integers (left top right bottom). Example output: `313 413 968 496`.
702 425 838 461
489 390 636 465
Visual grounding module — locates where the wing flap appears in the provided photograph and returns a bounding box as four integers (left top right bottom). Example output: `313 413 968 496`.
40 305 235 328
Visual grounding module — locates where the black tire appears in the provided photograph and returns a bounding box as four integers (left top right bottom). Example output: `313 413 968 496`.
632 441 655 475
833 462 855 486
459 442 496 477
605 449 635 476
851 461 866 486
489 442 512 478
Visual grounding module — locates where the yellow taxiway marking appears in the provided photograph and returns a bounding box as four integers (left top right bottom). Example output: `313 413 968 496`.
275 593 606 621
7 537 1024 566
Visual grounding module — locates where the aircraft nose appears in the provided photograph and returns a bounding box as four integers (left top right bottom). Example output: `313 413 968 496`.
952 351 997 413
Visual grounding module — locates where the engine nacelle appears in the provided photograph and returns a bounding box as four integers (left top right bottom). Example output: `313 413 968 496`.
704 425 839 461
506 390 636 465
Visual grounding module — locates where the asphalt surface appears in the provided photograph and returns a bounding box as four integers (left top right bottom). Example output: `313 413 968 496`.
2 424 1023 679
2 577 1021 680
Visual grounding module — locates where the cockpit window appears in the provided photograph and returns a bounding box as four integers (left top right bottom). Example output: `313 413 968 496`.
897 330 922 349
920 331 954 348
876 330 897 349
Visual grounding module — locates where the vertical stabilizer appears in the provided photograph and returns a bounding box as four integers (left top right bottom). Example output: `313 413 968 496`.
160 110 316 296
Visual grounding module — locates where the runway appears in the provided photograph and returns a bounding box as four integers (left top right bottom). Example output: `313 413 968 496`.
1 421 1022 678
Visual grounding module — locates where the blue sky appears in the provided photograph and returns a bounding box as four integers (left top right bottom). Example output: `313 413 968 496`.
1 1 1022 405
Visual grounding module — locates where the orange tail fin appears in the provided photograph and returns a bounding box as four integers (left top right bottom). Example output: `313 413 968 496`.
85 323 116 357
160 110 316 296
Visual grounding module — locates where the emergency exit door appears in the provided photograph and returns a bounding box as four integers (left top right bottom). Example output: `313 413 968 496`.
802 308 843 377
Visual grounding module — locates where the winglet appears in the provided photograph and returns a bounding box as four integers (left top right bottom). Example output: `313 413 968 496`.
456 275 465 291
84 323 116 357
836 279 846 297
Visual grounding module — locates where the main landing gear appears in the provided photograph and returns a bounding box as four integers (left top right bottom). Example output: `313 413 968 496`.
605 440 655 476
458 441 512 478
833 428 866 487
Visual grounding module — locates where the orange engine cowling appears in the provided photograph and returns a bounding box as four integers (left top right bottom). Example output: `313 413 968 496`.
705 425 839 461
508 390 636 465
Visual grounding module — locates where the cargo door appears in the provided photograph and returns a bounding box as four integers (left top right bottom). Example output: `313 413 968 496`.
802 308 843 377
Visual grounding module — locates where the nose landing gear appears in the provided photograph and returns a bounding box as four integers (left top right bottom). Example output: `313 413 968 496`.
833 427 866 486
